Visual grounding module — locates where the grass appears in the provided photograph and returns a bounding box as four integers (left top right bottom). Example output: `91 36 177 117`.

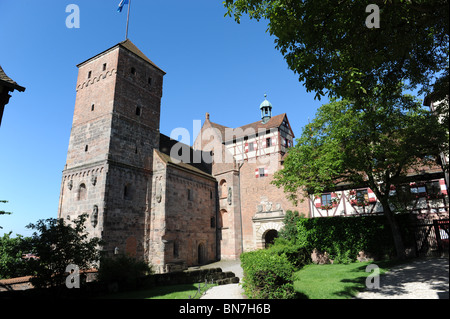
100 282 217 299
293 259 407 299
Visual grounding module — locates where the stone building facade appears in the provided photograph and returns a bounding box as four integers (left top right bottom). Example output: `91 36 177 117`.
193 99 308 259
59 40 448 273
58 40 307 273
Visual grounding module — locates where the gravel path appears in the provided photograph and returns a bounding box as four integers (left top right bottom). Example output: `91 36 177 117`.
356 257 449 299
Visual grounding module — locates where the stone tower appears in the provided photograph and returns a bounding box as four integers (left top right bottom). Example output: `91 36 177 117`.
58 40 165 259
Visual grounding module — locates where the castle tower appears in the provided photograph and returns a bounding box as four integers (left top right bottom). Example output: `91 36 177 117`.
58 40 165 259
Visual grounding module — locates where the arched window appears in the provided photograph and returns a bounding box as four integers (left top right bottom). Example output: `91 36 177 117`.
78 183 87 201
219 180 227 199
220 209 229 229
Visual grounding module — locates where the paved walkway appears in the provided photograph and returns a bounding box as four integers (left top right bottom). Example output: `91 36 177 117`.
356 257 449 299
195 260 246 299
196 257 449 299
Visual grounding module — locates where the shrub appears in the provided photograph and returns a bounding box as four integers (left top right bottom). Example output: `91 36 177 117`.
240 249 297 299
270 238 311 269
97 255 152 291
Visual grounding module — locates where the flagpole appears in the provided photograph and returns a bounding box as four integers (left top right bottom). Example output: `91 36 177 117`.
125 0 131 39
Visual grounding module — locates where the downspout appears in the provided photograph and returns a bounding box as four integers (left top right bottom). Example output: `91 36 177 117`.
238 161 244 255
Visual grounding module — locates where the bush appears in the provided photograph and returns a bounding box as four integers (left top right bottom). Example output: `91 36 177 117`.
240 249 297 299
270 238 311 269
97 255 152 291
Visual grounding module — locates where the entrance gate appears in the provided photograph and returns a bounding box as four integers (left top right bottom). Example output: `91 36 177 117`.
415 219 449 257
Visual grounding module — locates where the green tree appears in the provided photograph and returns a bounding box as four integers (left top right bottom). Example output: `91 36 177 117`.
278 210 302 243
25 214 102 288
224 0 449 101
0 232 32 279
272 88 448 259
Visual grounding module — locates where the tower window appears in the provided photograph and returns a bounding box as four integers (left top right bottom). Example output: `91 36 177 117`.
173 241 179 258
148 77 152 85
85 145 89 152
88 71 92 79
187 189 193 201
124 184 132 200
131 67 136 75
135 107 141 116
78 184 87 201
103 63 107 71
91 104 95 111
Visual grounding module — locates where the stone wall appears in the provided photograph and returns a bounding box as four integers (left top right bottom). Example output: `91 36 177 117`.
239 153 309 251
150 151 218 273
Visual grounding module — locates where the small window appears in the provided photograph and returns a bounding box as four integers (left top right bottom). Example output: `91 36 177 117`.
426 181 441 196
88 71 92 79
85 145 89 152
187 189 193 201
136 107 141 116
356 189 369 202
321 193 332 207
131 67 136 75
91 104 95 111
259 168 265 178
210 217 216 228
124 184 132 200
266 137 272 147
103 63 107 71
148 77 152 85
173 241 179 258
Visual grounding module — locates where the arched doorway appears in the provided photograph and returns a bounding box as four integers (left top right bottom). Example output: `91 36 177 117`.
264 230 278 248
198 243 206 265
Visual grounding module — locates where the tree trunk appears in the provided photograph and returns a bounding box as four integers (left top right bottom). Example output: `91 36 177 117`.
380 199 406 260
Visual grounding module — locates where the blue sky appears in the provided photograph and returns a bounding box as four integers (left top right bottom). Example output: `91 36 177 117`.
0 0 354 237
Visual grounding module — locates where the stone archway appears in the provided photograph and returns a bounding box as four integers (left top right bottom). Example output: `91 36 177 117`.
264 229 278 248
255 221 283 249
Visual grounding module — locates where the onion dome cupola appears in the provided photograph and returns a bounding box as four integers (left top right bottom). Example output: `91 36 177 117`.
260 94 272 124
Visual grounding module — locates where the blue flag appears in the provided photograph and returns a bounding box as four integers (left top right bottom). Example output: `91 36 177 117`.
117 0 129 12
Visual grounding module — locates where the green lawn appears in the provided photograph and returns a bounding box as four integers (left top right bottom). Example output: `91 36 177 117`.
294 260 404 299
100 282 217 299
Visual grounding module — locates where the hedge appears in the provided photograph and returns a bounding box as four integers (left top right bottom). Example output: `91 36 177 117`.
297 213 415 262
